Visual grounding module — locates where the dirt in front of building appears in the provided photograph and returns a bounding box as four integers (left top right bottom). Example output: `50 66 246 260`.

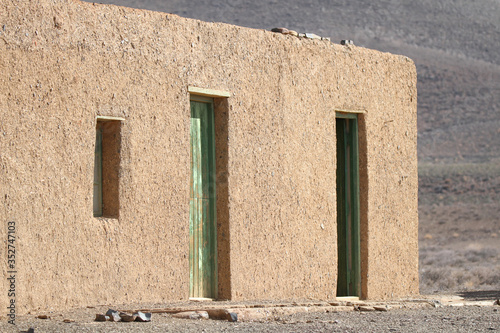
1 299 499 333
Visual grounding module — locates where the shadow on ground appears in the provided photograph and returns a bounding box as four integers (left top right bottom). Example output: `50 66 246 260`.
457 290 500 301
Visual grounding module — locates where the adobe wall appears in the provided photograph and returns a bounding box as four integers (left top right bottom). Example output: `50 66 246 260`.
0 0 418 315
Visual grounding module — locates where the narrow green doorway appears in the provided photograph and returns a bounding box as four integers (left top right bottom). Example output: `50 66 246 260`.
189 95 218 299
336 113 361 297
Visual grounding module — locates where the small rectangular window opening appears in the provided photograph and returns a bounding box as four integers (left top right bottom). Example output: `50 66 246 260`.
93 117 122 218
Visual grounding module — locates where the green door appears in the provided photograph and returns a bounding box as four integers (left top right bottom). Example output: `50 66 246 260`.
189 96 218 299
336 113 361 297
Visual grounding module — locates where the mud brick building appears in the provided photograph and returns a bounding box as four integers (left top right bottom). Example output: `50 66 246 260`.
0 0 419 315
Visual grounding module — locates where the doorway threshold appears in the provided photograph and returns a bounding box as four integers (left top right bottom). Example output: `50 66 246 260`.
189 297 215 302
336 296 360 301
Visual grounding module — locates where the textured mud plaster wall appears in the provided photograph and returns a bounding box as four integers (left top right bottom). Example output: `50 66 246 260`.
0 0 418 314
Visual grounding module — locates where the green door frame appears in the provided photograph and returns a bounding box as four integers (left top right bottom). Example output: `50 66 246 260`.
336 112 361 297
189 95 218 299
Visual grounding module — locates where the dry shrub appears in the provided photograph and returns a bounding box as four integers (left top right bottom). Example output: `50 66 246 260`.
419 246 500 293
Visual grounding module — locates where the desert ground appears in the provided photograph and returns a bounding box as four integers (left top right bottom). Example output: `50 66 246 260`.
1 297 499 333
418 163 500 294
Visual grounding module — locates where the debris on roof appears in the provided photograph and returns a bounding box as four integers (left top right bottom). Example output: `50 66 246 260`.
271 27 339 43
341 39 354 45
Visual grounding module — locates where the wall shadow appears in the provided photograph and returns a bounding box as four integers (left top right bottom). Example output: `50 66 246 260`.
357 114 369 299
214 97 231 300
458 290 500 301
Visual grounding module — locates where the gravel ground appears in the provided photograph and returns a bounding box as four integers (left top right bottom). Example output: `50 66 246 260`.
2 302 499 333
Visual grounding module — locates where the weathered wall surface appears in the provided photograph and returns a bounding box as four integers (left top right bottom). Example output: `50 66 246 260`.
0 0 418 315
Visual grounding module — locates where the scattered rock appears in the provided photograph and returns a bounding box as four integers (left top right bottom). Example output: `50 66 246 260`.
37 314 50 319
305 33 321 39
205 309 237 322
95 314 109 322
206 309 229 320
120 312 137 322
271 27 289 34
106 309 122 322
63 319 75 323
94 310 151 323
135 311 152 322
270 28 327 40
358 306 376 312
228 312 238 322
